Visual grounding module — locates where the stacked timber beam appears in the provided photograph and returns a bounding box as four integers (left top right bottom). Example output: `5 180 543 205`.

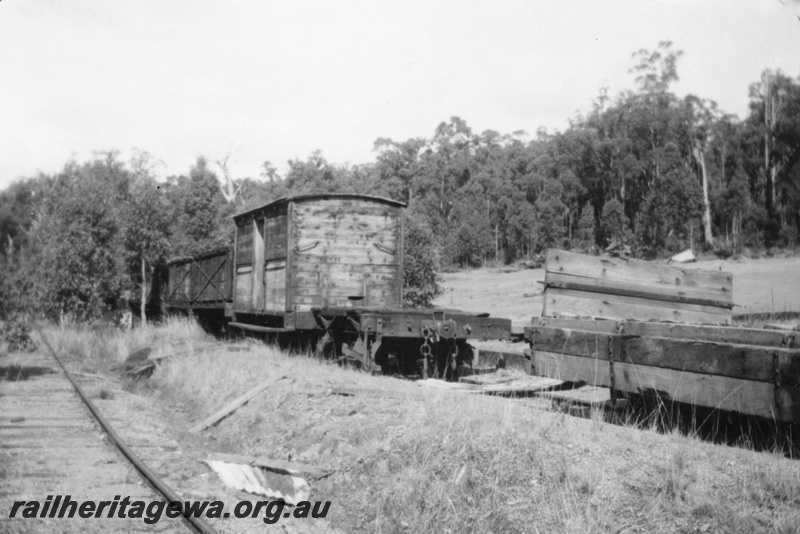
542 249 734 324
525 250 800 423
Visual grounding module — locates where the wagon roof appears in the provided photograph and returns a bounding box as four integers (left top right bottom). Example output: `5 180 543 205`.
233 193 406 222
167 246 229 266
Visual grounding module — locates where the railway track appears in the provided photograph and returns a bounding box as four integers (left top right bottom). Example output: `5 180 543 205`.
0 334 218 534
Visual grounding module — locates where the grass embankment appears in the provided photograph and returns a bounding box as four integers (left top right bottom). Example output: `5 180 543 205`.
44 320 800 534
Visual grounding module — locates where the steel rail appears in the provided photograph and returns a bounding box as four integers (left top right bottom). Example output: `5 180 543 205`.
36 328 219 534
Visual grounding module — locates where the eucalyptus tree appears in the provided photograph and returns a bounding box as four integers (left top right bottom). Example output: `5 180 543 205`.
746 70 800 244
164 157 232 257
683 95 720 247
26 154 130 321
121 151 172 324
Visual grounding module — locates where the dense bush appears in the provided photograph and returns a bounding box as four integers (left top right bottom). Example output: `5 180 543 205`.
403 218 442 307
2 42 800 318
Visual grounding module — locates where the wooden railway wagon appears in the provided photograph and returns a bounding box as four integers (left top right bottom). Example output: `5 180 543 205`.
525 249 800 423
167 248 232 310
165 194 511 378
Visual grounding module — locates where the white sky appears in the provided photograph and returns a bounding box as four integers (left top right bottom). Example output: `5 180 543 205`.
1 0 799 189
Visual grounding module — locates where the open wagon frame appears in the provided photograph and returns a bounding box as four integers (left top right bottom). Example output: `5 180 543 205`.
525 250 800 424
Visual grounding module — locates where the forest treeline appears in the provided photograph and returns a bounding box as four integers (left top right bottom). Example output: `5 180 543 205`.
1 43 799 321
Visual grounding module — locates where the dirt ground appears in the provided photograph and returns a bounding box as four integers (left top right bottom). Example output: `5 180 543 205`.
434 255 800 329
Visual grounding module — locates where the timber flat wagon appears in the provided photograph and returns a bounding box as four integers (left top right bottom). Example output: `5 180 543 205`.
525 249 800 423
165 194 511 378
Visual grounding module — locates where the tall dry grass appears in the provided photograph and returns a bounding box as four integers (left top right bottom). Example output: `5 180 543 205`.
38 315 208 373
34 319 800 533
142 343 645 532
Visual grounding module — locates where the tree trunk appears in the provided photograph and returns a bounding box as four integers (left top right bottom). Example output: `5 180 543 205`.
697 148 714 247
763 79 781 243
495 223 499 262
140 256 147 325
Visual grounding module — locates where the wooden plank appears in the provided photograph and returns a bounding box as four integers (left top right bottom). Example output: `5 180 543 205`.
634 321 790 345
264 261 286 313
295 225 399 239
478 376 564 394
228 322 292 333
285 201 295 328
550 287 732 317
526 319 620 339
294 250 399 265
253 219 266 310
764 323 800 331
188 375 286 433
295 199 399 213
532 326 612 359
292 292 398 307
234 272 252 308
236 221 254 266
294 200 399 218
533 350 796 421
293 264 399 278
613 360 780 420
296 229 400 244
294 276 399 290
460 370 521 385
296 223 400 238
293 261 399 272
293 207 400 232
294 254 398 266
540 385 611 406
544 287 731 324
397 208 406 303
331 385 425 400
293 284 399 296
291 265 401 307
295 273 399 296
545 272 733 308
533 350 611 386
535 318 800 348
417 379 477 392
264 213 288 260
621 336 800 385
533 325 800 384
545 249 732 298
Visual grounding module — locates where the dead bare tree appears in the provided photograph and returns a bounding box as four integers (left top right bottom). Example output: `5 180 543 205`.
216 152 245 205
685 95 717 248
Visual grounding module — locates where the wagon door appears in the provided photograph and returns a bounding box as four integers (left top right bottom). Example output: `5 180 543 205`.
263 206 288 313
253 219 266 310
234 219 255 312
